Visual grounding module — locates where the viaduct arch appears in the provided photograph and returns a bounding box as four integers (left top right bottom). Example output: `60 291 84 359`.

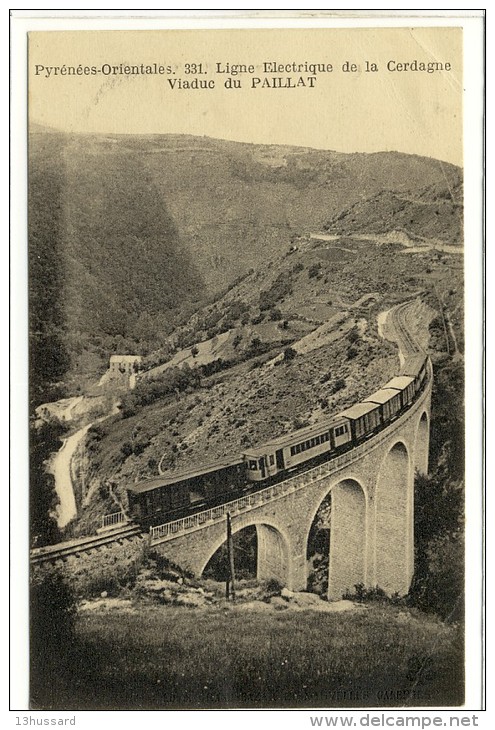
200 519 291 586
414 411 430 476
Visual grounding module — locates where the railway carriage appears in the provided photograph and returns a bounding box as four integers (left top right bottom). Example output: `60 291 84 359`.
330 417 353 449
243 415 352 482
365 386 403 422
339 401 382 442
382 375 416 408
243 442 285 483
127 457 245 526
401 354 428 393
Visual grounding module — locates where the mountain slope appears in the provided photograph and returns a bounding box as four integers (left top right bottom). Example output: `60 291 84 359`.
29 131 206 399
130 137 462 289
324 177 463 244
29 130 462 397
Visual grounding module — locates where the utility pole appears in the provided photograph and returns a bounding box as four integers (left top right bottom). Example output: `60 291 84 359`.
226 512 236 601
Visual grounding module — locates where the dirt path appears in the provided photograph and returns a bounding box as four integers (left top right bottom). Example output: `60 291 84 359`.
48 425 89 528
48 400 120 528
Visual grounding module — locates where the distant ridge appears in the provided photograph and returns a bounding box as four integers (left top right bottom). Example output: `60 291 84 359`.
29 121 63 135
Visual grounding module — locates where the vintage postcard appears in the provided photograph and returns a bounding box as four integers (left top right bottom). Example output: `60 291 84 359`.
11 11 485 717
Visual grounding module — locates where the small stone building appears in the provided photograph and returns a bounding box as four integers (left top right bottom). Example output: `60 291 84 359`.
109 354 142 375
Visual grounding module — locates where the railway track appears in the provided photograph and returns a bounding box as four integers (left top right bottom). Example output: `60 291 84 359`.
390 300 424 356
30 522 144 566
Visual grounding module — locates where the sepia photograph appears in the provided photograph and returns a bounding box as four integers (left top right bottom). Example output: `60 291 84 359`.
11 11 485 714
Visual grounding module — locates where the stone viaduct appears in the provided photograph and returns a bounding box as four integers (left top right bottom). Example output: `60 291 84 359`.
149 366 431 601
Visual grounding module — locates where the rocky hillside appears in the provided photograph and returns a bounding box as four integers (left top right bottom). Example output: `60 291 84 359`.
324 176 463 244
132 140 461 290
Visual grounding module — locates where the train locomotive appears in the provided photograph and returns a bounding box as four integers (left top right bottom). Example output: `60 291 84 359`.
127 353 429 528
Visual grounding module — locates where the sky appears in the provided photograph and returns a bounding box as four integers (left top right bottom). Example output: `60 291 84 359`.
28 26 463 166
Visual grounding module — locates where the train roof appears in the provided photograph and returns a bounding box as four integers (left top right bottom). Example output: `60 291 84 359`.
244 415 349 456
127 456 243 494
365 388 401 405
340 401 379 420
400 354 427 377
383 376 415 390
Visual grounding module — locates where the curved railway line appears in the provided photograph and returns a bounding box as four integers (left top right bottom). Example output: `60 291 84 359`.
389 299 424 357
30 299 427 567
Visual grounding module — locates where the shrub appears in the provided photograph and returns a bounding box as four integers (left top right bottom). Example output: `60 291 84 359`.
259 274 293 311
249 337 264 355
342 583 402 604
224 299 249 321
121 364 202 414
249 352 275 370
133 439 149 456
31 569 77 655
87 424 106 442
330 377 346 394
30 568 78 704
293 416 309 430
409 469 464 621
347 325 360 344
261 578 283 601
121 442 133 458
308 262 322 279
283 347 297 362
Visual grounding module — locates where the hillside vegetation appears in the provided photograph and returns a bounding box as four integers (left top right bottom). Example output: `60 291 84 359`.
29 132 464 554
29 132 205 403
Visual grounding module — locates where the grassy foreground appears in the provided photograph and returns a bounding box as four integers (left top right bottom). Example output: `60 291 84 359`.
31 600 463 710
